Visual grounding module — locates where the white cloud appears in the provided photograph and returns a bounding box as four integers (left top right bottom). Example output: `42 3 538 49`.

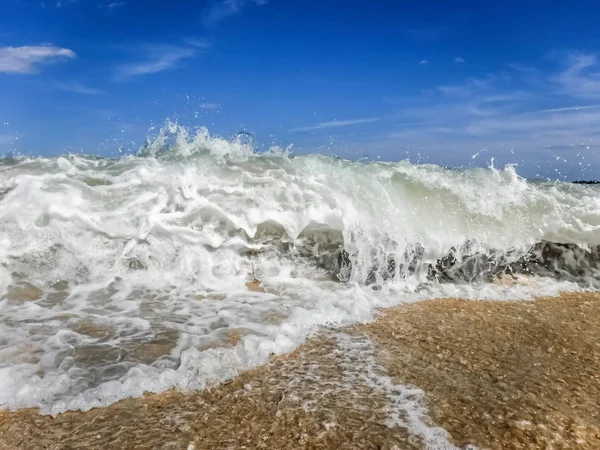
437 77 495 97
183 38 213 49
536 104 600 114
362 64 596 167
55 82 103 95
406 76 581 142
205 0 266 24
107 1 125 8
115 45 197 79
420 59 428 65
553 52 600 100
322 52 600 179
455 57 465 63
198 102 220 109
464 107 600 137
0 44 76 74
292 118 380 132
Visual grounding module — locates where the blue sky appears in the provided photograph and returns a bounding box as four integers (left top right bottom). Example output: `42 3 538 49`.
2 0 600 179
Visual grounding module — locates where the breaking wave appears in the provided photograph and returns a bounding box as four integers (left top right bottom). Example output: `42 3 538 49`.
0 123 599 415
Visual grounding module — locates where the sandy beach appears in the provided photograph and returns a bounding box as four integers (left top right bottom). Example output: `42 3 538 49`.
1 292 599 449
3 0 600 447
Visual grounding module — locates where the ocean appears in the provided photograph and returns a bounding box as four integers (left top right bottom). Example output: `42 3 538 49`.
1 124 599 418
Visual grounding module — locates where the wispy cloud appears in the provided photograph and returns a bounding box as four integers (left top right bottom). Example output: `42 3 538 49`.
204 0 267 25
455 57 465 63
420 59 428 65
437 76 495 97
463 107 600 138
107 1 125 8
532 104 600 114
115 44 199 80
342 52 600 178
0 44 75 74
183 38 213 49
372 54 600 169
292 118 380 132
198 102 220 109
553 52 600 100
55 81 103 95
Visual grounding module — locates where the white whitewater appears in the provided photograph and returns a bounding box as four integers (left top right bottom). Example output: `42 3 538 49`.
0 123 599 415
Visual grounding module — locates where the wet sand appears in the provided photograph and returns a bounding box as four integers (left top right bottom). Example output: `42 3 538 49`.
364 292 600 449
1 292 599 449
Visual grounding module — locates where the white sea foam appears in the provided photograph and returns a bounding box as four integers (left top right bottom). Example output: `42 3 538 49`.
335 332 475 450
0 123 598 415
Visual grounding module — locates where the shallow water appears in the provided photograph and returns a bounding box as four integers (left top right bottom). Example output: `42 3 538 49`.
2 293 598 449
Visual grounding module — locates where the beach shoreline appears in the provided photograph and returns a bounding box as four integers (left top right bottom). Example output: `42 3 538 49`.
1 292 599 449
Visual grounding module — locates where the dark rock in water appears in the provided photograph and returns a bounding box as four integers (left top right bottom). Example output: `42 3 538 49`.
360 240 600 287
296 224 348 281
365 268 377 286
127 258 147 271
244 217 599 288
50 280 69 291
253 220 287 241
382 254 396 281
427 241 600 285
366 250 417 285
512 241 600 278
400 244 425 278
339 250 352 275
315 250 348 281
428 242 509 283
365 255 395 285
572 180 600 184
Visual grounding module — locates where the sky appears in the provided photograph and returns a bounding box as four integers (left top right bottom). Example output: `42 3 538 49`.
2 0 600 179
